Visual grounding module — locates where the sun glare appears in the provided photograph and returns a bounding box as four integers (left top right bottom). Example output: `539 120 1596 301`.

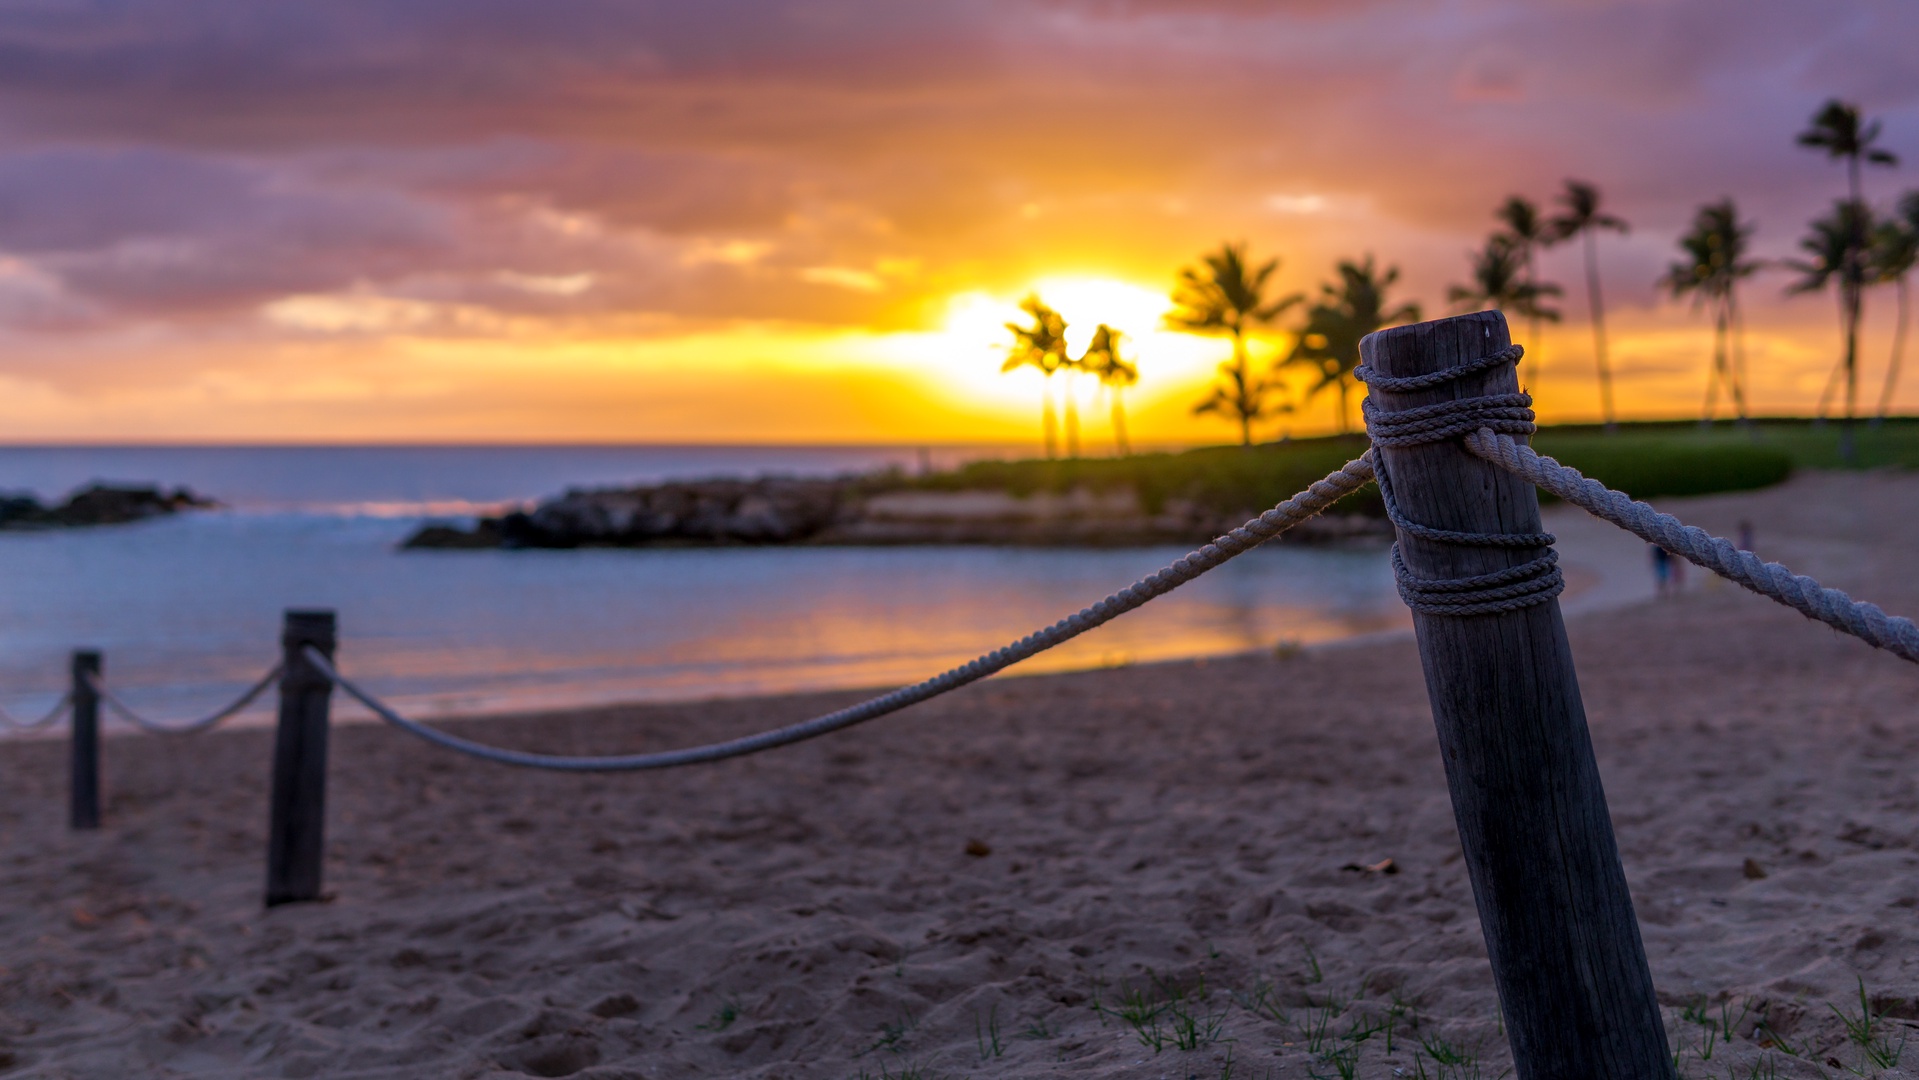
855 276 1242 442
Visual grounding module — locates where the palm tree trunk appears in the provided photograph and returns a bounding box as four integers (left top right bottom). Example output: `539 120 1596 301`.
1701 302 1724 426
1337 376 1351 435
1063 371 1080 459
1814 351 1844 423
1110 391 1130 457
1729 292 1752 431
1877 278 1909 423
1230 331 1253 447
1725 308 1749 425
1525 250 1545 407
1583 229 1616 431
1041 376 1058 459
1843 273 1861 463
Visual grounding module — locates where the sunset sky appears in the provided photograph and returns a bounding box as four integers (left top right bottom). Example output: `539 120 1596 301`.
0 0 1915 446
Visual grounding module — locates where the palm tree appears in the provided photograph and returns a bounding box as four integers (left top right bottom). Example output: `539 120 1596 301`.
1495 195 1558 382
1193 357 1289 448
1798 100 1899 457
1660 198 1760 426
1079 324 1139 456
1797 99 1900 209
1285 256 1422 433
1002 294 1070 458
1165 242 1303 446
1449 233 1563 324
1789 200 1875 458
1548 180 1630 430
1873 192 1919 423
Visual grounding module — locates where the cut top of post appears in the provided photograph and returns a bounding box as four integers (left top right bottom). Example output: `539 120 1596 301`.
281 609 337 691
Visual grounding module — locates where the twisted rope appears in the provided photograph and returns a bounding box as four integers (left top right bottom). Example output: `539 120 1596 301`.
1465 428 1919 665
1356 343 1525 392
306 455 1380 771
0 693 72 731
89 665 284 735
1359 344 1564 617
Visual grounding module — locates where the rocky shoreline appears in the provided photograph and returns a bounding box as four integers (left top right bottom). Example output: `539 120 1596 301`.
401 474 1389 550
0 484 218 530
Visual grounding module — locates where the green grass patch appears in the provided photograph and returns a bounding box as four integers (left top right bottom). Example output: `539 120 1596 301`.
893 419 1886 520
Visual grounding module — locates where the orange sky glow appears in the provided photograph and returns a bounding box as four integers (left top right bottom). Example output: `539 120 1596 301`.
0 1 1913 446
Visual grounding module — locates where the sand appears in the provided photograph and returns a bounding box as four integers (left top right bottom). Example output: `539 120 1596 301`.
5 470 1919 1079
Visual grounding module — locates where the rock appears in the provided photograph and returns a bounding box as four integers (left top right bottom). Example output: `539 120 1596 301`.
0 484 218 531
399 474 1392 551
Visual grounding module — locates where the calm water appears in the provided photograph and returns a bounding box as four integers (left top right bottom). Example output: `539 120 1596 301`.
0 446 1405 728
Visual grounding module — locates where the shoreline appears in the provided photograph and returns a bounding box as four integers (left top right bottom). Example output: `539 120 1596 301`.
0 492 1657 741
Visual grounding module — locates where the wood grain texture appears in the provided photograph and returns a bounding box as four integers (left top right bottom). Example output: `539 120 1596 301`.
265 609 336 907
1361 310 1672 1079
68 650 100 831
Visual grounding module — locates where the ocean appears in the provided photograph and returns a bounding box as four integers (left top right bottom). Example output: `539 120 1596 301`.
0 445 1406 730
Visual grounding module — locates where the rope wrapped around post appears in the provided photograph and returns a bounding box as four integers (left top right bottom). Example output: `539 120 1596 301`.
1464 428 1919 665
302 454 1380 772
1357 343 1566 616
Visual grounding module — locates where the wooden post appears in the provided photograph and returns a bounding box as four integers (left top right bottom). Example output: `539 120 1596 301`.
69 650 101 830
265 609 336 907
1361 311 1671 1078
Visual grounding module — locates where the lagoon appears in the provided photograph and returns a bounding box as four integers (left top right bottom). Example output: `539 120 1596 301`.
0 445 1407 728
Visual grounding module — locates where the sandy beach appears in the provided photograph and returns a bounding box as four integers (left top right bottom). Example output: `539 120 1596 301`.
5 470 1919 1079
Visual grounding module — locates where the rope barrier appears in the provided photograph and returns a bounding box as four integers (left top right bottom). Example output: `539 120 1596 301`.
0 693 72 731
1464 428 1919 665
88 665 285 735
304 453 1380 771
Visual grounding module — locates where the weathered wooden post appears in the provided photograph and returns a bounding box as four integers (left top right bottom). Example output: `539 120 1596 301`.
1362 311 1671 1078
265 609 336 907
69 650 102 830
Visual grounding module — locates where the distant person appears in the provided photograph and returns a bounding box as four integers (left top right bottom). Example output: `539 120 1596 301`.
1737 519 1755 553
1651 544 1673 597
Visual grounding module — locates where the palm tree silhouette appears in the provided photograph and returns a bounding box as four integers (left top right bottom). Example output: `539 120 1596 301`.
1495 195 1558 384
1079 324 1139 456
1660 198 1761 427
1285 256 1422 434
1449 233 1563 324
1872 192 1919 423
1797 100 1899 457
1789 200 1876 457
1002 294 1070 458
1798 99 1900 209
1192 356 1289 448
1548 180 1629 430
1165 242 1303 446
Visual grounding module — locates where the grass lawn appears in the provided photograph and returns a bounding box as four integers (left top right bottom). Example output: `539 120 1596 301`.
901 418 1916 520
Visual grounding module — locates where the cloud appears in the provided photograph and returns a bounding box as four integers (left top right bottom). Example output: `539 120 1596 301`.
0 0 1911 434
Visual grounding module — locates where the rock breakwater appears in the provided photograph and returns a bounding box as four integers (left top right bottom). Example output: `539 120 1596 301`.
402 475 1387 550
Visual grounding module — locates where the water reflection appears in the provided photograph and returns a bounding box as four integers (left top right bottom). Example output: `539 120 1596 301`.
0 512 1405 727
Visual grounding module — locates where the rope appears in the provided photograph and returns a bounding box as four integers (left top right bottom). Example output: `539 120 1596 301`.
0 693 72 731
1359 345 1565 617
304 454 1380 771
1356 343 1525 392
1464 428 1919 665
88 665 285 735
